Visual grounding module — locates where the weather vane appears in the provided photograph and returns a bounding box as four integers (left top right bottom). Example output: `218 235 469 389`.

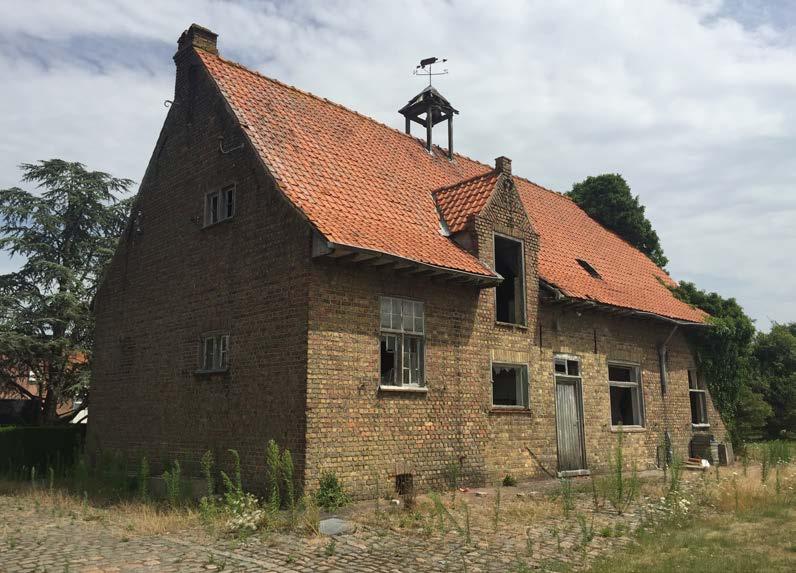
414 57 448 87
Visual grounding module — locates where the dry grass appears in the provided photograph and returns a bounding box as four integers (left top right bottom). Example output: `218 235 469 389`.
0 480 204 536
709 463 795 513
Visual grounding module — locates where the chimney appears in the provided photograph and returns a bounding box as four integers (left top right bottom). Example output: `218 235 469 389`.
495 156 512 176
177 23 218 54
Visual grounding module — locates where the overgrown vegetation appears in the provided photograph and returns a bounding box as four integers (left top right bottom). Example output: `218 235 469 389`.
314 471 351 511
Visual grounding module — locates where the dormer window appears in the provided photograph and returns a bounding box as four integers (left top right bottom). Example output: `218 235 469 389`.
494 234 525 325
205 184 235 226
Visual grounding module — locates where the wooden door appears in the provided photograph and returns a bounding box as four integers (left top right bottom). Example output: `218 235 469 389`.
555 379 586 472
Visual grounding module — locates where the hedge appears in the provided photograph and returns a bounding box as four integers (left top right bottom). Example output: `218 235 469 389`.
0 425 86 476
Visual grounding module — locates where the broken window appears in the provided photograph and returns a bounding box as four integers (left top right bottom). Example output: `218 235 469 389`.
608 363 644 427
494 235 525 324
205 184 236 226
688 369 709 426
200 333 230 371
380 297 425 387
491 363 529 408
554 356 580 377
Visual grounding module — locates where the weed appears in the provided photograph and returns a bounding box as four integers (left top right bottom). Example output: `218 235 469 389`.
281 448 295 510
48 467 54 494
493 486 502 532
137 457 149 502
576 512 594 545
265 439 281 512
315 472 350 510
502 474 517 487
324 538 336 557
463 500 471 545
550 525 561 553
525 526 534 558
604 430 639 515
162 461 182 508
558 478 574 515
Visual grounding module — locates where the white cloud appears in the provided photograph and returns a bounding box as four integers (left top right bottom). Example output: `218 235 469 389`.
1 0 794 328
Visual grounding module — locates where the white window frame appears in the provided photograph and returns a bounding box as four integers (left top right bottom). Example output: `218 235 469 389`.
493 233 526 326
688 369 710 428
379 296 426 389
607 362 645 429
491 362 530 409
199 333 230 372
204 184 236 227
554 354 581 378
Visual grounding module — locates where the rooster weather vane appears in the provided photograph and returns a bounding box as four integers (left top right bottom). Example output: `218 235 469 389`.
414 57 448 87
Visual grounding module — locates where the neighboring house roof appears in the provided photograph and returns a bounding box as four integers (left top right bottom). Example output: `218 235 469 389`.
197 50 706 324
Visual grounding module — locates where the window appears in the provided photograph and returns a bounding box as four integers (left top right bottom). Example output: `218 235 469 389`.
200 334 229 371
554 356 580 377
491 363 529 408
576 258 602 279
205 184 235 226
379 297 425 387
494 235 525 325
689 370 709 426
608 363 644 427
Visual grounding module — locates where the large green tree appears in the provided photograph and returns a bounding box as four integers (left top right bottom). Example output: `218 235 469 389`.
0 160 132 424
672 281 757 441
567 174 668 268
751 323 796 438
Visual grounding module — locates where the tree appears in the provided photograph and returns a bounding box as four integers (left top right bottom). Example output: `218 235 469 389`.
0 160 132 424
567 174 668 268
672 281 757 442
751 323 796 438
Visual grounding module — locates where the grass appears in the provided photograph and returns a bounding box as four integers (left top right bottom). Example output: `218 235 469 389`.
580 463 796 573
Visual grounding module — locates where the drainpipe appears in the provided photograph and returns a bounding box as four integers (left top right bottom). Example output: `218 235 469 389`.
658 325 678 465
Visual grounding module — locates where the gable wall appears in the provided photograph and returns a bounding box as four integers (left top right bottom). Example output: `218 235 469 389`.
88 50 312 490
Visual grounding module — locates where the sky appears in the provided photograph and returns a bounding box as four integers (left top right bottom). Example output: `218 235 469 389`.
0 0 794 330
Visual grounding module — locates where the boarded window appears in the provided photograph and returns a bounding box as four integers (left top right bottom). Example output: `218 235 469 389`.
689 370 709 426
379 297 425 387
494 235 525 324
492 363 529 408
608 364 644 427
200 333 230 371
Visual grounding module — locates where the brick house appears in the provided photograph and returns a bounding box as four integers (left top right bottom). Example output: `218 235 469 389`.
88 24 727 497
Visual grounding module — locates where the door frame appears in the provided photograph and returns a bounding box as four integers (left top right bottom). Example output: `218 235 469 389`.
554 372 588 477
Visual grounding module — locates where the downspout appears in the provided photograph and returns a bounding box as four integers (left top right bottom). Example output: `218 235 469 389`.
658 325 679 465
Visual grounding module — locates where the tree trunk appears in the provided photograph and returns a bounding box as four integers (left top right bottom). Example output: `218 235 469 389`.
42 388 59 425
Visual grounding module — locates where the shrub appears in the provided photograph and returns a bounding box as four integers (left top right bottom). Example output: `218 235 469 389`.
0 425 85 476
315 472 351 510
502 474 517 487
138 457 150 501
281 448 295 510
265 439 281 512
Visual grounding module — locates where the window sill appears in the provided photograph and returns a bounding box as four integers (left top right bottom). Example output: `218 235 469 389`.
692 423 711 430
610 425 645 433
494 321 528 330
490 407 532 415
194 368 230 377
201 217 234 230
378 385 428 394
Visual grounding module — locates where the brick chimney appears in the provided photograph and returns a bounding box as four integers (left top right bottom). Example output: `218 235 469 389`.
177 24 218 54
173 24 218 112
495 156 512 176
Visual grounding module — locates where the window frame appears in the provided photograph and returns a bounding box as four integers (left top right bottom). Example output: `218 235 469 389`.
688 369 710 428
490 361 530 410
379 296 427 390
493 233 526 327
204 184 236 227
198 333 230 373
607 361 645 430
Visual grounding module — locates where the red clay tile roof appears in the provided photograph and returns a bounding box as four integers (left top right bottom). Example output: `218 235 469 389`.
197 50 706 323
433 171 501 234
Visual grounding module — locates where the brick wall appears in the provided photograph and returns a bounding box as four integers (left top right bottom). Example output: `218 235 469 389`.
88 46 312 490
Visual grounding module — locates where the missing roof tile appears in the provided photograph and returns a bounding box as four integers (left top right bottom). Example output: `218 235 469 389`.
576 258 602 279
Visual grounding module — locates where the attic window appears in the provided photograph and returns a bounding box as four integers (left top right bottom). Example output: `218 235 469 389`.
576 259 601 279
495 235 526 325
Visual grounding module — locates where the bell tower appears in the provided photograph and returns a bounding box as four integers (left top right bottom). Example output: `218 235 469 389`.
399 57 458 159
